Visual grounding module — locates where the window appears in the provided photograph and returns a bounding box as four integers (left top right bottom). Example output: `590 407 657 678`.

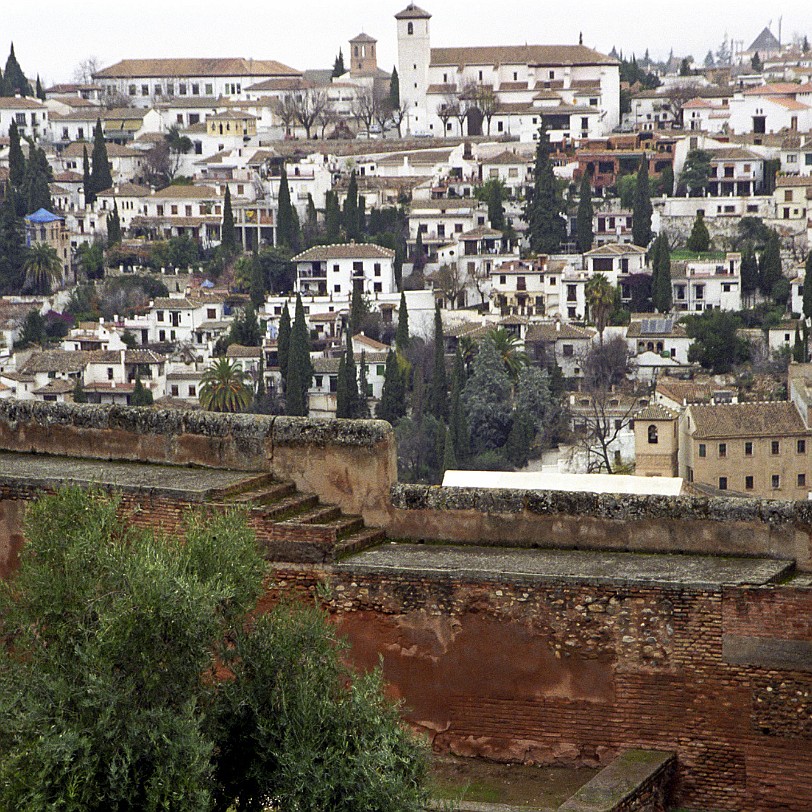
719 477 727 491
407 22 413 34
745 441 753 456
373 282 382 292
374 262 381 276
798 473 807 487
171 205 178 215
156 310 165 322
771 440 780 455
698 443 706 458
718 443 726 457
128 84 136 95
376 365 385 376
179 83 187 95
141 84 149 96
205 83 213 95
192 83 199 95
188 385 196 397
772 474 781 489
647 425 658 444
798 439 806 454
170 384 179 396
785 190 793 202
159 330 166 341
745 476 754 490
334 284 341 293
107 368 114 380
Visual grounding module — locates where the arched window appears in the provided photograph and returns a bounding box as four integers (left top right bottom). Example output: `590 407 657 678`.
407 22 414 35
648 425 658 444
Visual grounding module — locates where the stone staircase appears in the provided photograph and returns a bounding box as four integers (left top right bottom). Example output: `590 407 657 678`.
208 474 384 564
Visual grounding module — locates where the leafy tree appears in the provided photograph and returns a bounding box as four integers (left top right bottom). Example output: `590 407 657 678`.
3 43 32 96
686 211 710 252
680 149 711 197
448 349 470 462
525 124 566 254
277 165 299 250
685 310 750 373
428 305 448 420
395 291 410 352
90 119 112 194
515 365 553 445
395 414 445 483
229 304 262 347
22 242 62 294
285 294 313 416
575 173 594 253
23 147 53 213
332 48 346 78
463 334 513 454
650 233 672 313
0 488 429 812
106 201 122 245
487 326 528 380
376 349 405 424
199 357 252 412
277 300 291 385
505 410 533 468
131 372 154 406
16 309 47 347
389 66 400 108
343 170 361 241
72 377 87 403
220 185 236 253
758 230 782 297
632 157 653 247
585 273 614 342
617 174 637 209
751 51 763 72
0 188 24 292
657 163 674 196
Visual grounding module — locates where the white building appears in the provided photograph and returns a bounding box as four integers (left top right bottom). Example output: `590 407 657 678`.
727 83 812 135
394 3 619 141
292 243 397 299
671 254 743 313
0 96 49 141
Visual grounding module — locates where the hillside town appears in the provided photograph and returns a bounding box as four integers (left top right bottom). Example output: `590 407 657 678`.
1 4 812 499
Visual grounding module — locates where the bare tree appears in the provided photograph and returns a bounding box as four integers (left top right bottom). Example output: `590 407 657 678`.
373 95 393 138
476 84 498 136
273 93 299 138
73 56 101 85
390 101 409 138
665 83 702 127
432 263 468 309
350 87 377 138
437 93 458 136
316 99 339 139
291 86 329 140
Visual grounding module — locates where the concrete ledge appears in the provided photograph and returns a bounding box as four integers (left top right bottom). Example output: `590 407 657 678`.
389 485 812 570
557 750 675 812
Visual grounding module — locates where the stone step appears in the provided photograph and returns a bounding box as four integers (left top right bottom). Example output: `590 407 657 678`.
207 472 276 500
289 504 343 524
331 527 386 560
227 481 297 505
253 492 320 520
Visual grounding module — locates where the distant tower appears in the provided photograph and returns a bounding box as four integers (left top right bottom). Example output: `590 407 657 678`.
395 3 431 134
349 33 378 77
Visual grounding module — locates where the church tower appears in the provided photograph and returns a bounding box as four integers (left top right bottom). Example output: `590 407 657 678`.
349 33 378 77
395 4 431 134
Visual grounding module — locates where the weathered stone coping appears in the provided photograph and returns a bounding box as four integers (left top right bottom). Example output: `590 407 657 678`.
391 483 812 526
557 750 675 812
0 450 257 501
335 543 794 590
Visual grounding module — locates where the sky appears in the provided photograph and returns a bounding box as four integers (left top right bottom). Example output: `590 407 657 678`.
6 1 812 87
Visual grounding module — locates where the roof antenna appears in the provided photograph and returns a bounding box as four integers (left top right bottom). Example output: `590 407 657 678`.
579 32 583 45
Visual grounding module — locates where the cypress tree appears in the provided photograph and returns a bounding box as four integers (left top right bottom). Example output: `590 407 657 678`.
35 74 45 101
8 121 25 190
741 248 759 307
575 172 594 253
376 349 405 424
394 241 404 290
24 147 52 213
324 190 342 243
332 49 345 78
106 201 121 245
71 377 87 404
505 412 532 469
90 119 112 194
793 324 806 363
686 211 710 252
306 193 317 230
632 156 653 247
335 354 348 418
413 229 426 271
442 425 457 475
277 165 297 249
487 180 505 231
285 294 313 416
343 171 360 241
428 305 448 420
448 348 469 461
249 256 265 310
758 231 782 296
131 373 154 406
343 327 359 418
357 350 370 418
804 251 812 322
350 282 366 332
0 188 25 293
277 301 291 385
4 44 32 96
389 67 400 109
221 186 236 252
82 145 94 206
652 233 672 313
395 291 410 353
525 123 566 254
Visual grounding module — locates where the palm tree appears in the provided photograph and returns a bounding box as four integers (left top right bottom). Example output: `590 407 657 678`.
23 243 63 294
199 358 252 413
487 326 529 381
585 273 615 344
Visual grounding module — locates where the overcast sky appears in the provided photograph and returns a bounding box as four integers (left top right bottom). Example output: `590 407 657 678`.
7 1 812 86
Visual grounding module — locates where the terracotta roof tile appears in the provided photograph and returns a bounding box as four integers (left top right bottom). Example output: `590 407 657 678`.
689 401 806 439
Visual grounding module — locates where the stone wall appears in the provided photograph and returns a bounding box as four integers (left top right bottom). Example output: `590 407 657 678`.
390 484 812 571
263 564 812 812
0 401 396 526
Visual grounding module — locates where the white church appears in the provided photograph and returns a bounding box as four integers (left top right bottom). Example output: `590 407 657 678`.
395 3 620 143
